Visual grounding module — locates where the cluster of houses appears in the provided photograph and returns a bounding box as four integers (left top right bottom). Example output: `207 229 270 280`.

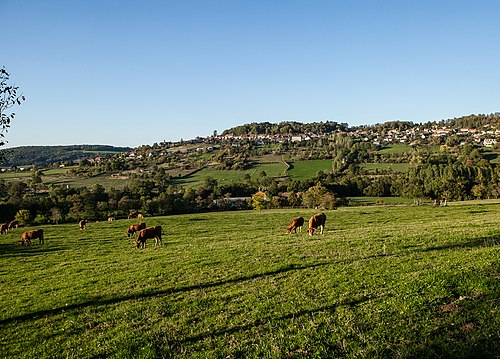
354 126 499 147
117 123 498 160
210 125 499 147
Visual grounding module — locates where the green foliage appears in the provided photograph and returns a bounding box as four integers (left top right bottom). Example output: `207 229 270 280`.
0 145 131 167
250 191 268 210
0 203 498 358
0 67 25 148
14 209 30 225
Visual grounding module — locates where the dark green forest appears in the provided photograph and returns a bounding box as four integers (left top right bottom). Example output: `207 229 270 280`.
0 145 131 167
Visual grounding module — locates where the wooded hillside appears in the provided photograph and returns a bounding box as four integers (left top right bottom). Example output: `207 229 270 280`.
0 145 131 167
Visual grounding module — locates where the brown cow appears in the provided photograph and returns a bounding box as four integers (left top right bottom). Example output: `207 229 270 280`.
126 222 146 237
0 223 8 235
20 229 44 245
108 217 115 221
134 226 162 249
308 213 326 236
79 220 86 230
8 220 19 230
137 213 144 219
128 211 137 219
286 216 304 234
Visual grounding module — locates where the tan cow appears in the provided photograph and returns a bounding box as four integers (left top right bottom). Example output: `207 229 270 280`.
20 229 44 245
0 223 8 235
108 217 115 221
134 226 163 249
286 216 304 234
8 220 19 230
126 222 146 237
79 220 86 230
137 213 144 219
308 213 326 236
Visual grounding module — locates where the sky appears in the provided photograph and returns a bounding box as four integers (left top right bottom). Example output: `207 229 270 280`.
2 0 499 148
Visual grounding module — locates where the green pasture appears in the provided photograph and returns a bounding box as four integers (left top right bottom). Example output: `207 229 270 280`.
348 196 415 205
46 174 131 190
1 202 498 358
375 144 412 154
374 144 441 155
360 163 409 173
174 162 287 187
287 160 332 180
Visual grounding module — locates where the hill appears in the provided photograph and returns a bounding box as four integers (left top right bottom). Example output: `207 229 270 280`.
0 202 498 357
0 145 132 167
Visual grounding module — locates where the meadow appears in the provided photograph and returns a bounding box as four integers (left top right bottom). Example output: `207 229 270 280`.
0 201 498 358
173 163 287 187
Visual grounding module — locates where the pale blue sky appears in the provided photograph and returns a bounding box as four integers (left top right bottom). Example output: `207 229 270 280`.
2 0 499 148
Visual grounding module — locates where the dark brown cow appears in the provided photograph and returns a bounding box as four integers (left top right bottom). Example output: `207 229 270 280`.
8 220 19 230
126 222 146 237
134 226 162 249
79 220 86 230
128 211 137 219
286 216 304 234
0 223 8 235
308 212 326 236
20 229 44 245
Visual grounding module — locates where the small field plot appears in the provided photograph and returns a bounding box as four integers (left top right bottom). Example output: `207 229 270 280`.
360 163 409 172
174 163 287 187
1 202 498 358
287 159 332 180
348 196 415 205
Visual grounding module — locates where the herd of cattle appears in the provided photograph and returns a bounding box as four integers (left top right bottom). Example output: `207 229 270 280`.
286 212 327 236
1 211 327 249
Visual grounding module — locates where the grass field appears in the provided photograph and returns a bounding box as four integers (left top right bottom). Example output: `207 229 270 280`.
174 163 287 187
360 163 409 173
348 196 415 205
1 202 498 358
0 168 131 190
288 160 332 180
375 144 440 155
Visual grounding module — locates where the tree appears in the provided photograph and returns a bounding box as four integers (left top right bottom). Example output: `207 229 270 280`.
0 67 25 148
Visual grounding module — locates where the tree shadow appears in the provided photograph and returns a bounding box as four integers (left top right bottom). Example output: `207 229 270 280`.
0 243 66 258
0 261 333 326
421 233 499 252
177 294 377 345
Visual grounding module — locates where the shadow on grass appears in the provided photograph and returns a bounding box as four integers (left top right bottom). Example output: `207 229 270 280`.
0 243 66 257
178 295 375 346
2 234 497 326
0 261 333 326
421 233 499 252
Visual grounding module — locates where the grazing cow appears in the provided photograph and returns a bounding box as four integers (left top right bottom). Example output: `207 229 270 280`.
20 229 44 245
126 222 146 237
8 220 19 230
128 211 137 219
108 217 115 221
286 216 304 234
79 220 86 230
308 212 326 236
0 223 8 235
134 226 163 249
137 213 144 219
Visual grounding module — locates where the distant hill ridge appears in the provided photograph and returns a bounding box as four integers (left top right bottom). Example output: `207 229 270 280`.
0 145 132 167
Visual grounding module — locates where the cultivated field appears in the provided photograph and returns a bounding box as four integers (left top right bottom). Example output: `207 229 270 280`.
0 202 499 358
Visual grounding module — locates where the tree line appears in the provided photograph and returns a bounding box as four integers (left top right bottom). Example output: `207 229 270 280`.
0 143 498 226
